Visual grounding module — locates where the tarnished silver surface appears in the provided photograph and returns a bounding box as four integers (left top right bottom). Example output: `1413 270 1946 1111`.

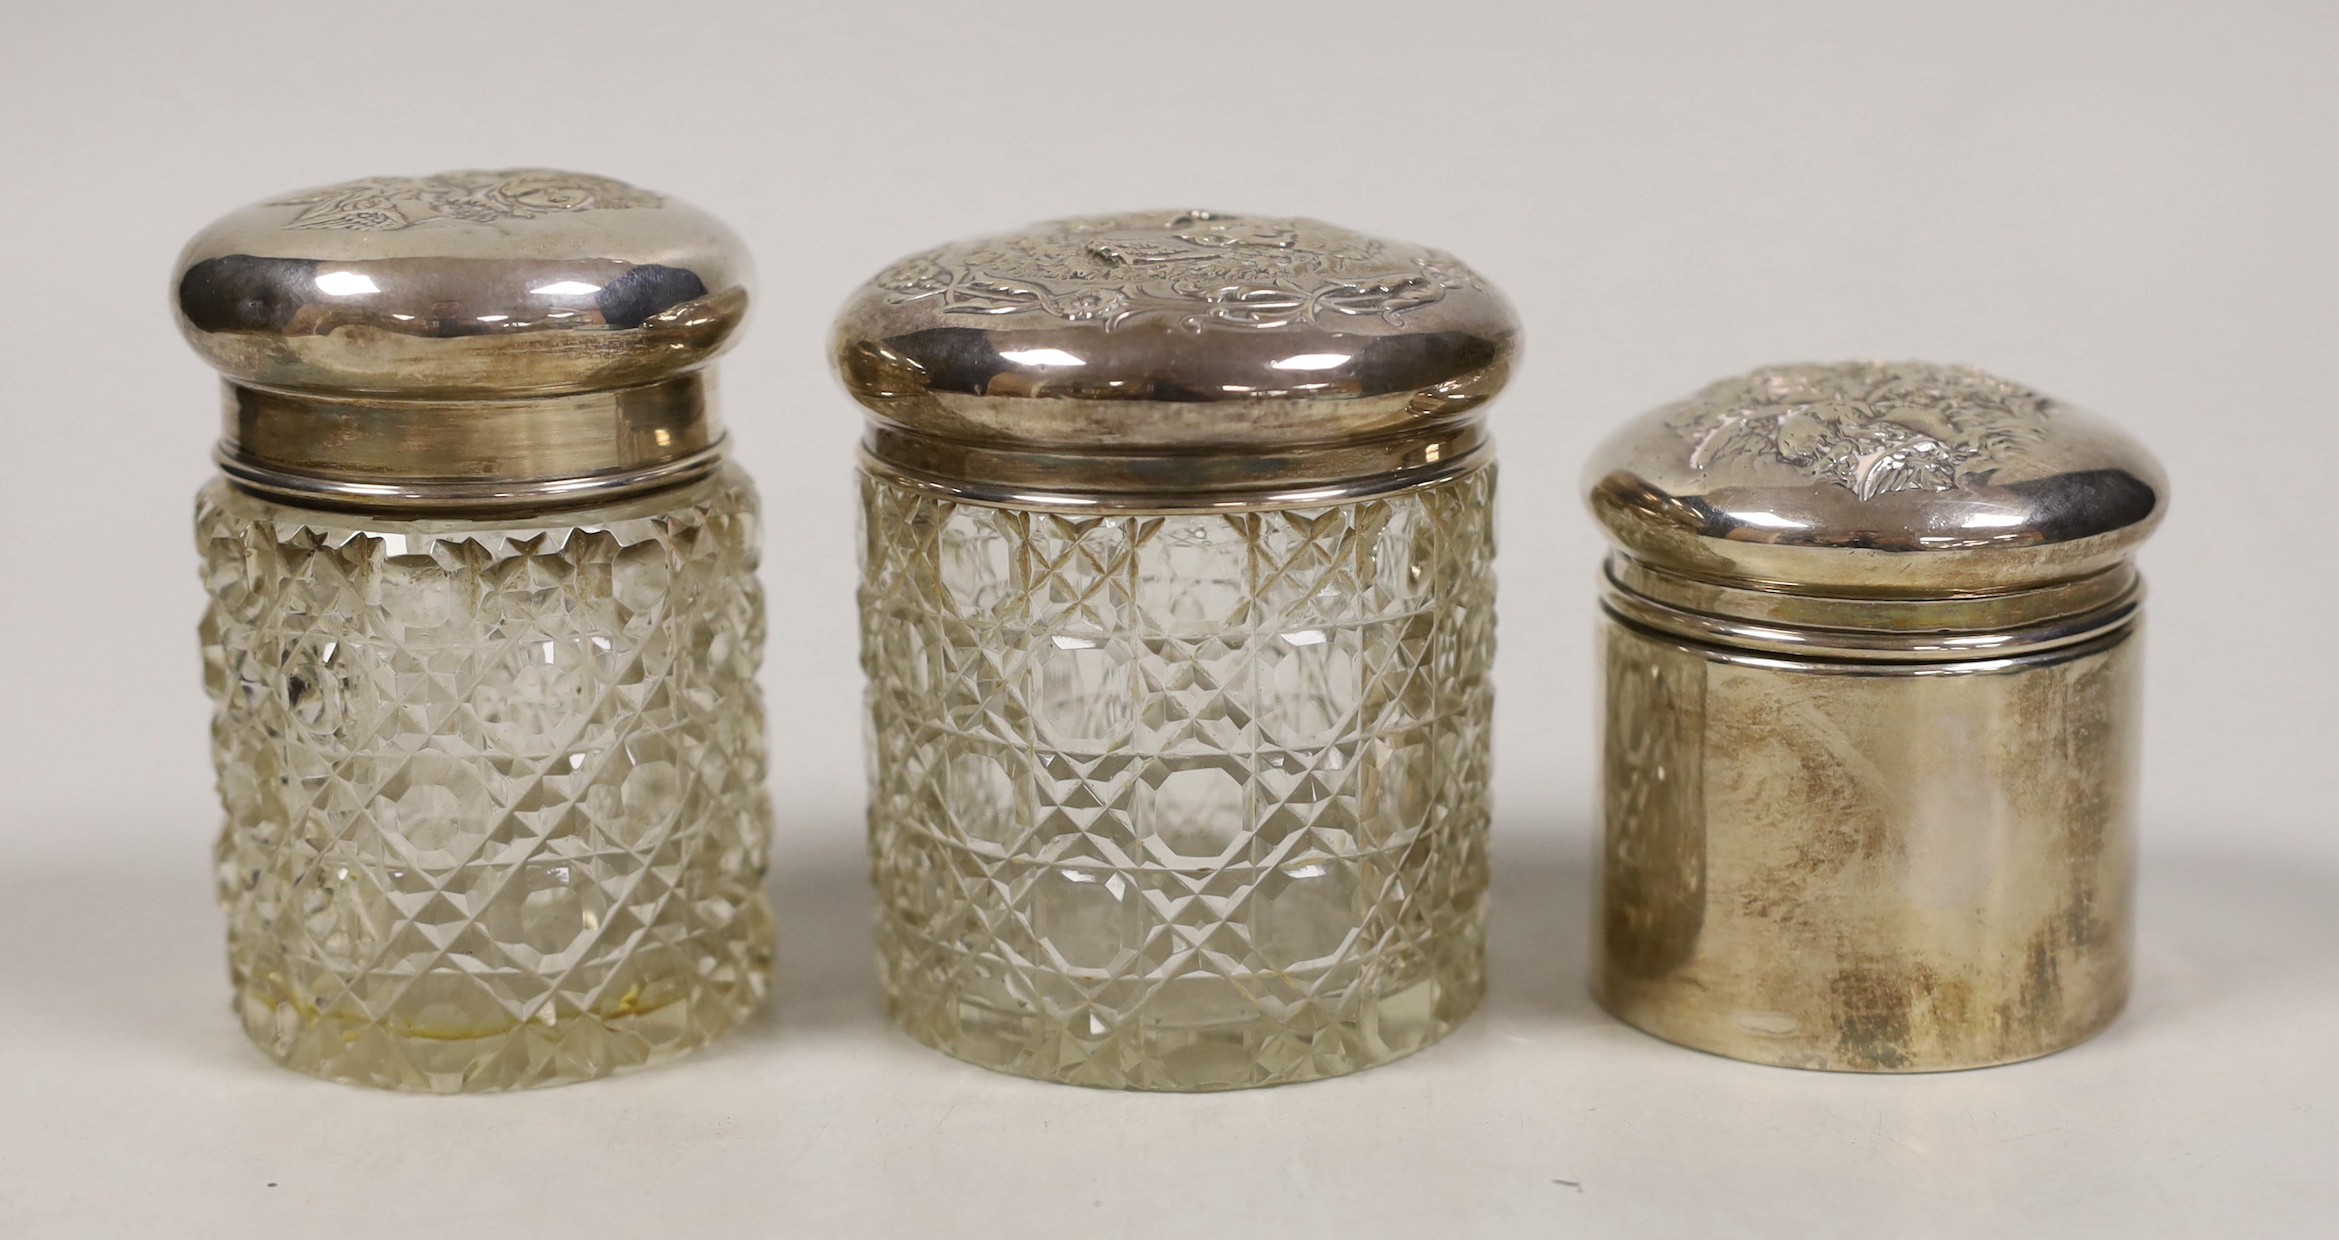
1597 619 2140 1071
1587 361 2167 1071
831 210 1518 509
857 419 1492 514
174 169 752 509
1585 361 2165 596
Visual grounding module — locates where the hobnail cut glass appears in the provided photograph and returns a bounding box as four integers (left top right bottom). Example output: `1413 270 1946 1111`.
859 467 1495 1090
196 467 774 1091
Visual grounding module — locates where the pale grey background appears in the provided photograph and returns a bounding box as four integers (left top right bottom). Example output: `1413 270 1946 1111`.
2 2 2333 1237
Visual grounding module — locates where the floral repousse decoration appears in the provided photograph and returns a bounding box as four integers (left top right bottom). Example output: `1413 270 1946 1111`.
1666 361 2055 500
870 210 1486 331
270 169 665 231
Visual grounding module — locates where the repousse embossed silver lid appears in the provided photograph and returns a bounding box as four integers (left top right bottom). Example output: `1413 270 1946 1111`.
1587 361 2167 591
174 169 752 510
831 210 1518 510
1585 361 2168 656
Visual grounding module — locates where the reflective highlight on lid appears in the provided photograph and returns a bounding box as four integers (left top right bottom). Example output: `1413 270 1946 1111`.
831 210 1518 508
173 169 754 510
1584 361 2167 597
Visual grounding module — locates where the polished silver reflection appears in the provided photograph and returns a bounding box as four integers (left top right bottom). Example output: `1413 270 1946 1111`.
1587 361 2167 1072
831 209 1520 509
173 169 752 509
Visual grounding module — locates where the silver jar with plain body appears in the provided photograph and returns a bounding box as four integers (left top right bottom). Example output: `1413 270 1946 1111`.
834 211 1516 1090
1586 361 2166 1071
176 170 773 1091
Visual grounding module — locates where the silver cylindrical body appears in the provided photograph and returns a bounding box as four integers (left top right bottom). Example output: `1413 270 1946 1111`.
1585 362 2165 1071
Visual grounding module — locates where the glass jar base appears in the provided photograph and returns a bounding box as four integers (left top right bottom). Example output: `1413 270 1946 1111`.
233 969 770 1093
883 971 1482 1091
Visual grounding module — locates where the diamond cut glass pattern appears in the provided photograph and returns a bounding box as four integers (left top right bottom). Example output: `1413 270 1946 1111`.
197 468 774 1091
859 469 1495 1089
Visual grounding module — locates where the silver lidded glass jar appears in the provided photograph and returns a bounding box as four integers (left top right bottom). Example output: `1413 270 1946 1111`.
175 170 773 1091
1586 361 2166 1071
833 211 1516 1089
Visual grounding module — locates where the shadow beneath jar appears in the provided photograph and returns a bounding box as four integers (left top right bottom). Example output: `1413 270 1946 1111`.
740 830 883 1040
1483 823 1606 1028
0 834 255 1072
2113 840 2339 1039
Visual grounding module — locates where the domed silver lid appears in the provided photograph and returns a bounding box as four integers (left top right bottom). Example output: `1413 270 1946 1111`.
1587 362 2167 656
174 169 752 511
831 210 1517 510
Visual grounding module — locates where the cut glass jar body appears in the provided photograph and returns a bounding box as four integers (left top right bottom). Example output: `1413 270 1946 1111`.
197 467 773 1091
859 467 1495 1089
